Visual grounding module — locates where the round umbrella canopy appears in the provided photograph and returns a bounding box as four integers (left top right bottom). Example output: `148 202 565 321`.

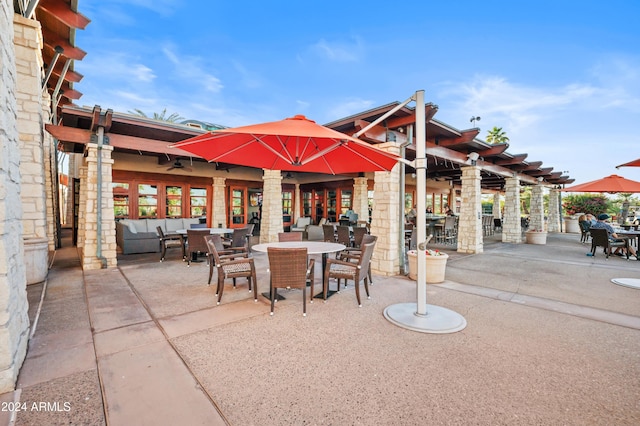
562 174 640 193
616 158 640 168
170 114 399 174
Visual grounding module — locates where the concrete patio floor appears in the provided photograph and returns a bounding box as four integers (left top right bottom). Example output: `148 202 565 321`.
1 230 639 425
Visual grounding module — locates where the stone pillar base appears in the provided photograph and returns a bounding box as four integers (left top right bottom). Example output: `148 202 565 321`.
24 237 49 285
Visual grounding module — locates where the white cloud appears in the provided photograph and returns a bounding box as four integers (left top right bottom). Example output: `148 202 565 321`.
327 98 376 121
161 45 223 93
312 38 362 62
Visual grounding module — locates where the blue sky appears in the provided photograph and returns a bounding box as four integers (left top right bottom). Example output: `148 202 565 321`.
74 0 640 186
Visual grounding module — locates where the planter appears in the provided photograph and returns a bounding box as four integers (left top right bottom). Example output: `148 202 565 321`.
525 231 547 245
24 237 49 285
564 218 580 234
407 250 449 283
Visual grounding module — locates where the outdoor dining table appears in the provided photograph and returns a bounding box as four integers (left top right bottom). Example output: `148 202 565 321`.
616 229 640 260
251 241 346 300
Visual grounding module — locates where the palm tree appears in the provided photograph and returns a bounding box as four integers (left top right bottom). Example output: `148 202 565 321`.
128 108 184 123
485 126 510 144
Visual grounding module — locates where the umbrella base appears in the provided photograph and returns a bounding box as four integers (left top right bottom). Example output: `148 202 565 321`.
611 278 640 289
383 302 467 334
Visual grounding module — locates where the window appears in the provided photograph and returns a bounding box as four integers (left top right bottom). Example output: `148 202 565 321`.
190 187 207 217
303 192 312 217
138 184 158 218
113 182 129 218
340 190 352 215
165 186 182 218
327 190 337 222
282 191 292 224
230 188 246 225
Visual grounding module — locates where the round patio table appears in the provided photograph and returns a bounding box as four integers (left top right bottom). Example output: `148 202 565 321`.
252 241 346 300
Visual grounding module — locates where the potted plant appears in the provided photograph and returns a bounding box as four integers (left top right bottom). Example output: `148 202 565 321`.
407 249 449 283
562 195 611 233
525 229 547 244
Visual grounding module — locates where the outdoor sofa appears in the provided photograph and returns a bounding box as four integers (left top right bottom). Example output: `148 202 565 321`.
116 218 200 254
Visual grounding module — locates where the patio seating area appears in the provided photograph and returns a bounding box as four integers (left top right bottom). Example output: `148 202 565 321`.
2 229 640 425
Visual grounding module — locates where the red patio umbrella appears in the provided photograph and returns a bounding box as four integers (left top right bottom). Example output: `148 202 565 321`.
616 158 640 168
562 174 640 193
170 114 399 174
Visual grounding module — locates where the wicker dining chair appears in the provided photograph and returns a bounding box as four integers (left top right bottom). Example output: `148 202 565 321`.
267 247 315 316
336 225 352 248
156 226 185 262
278 232 303 242
339 234 377 285
186 229 210 266
223 225 254 252
352 226 367 248
322 224 336 242
204 235 248 285
205 235 258 305
589 228 627 259
324 239 376 307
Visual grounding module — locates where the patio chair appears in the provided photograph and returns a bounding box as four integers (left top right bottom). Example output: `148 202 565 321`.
589 228 627 259
278 232 303 242
579 220 591 243
352 226 367 248
322 224 336 242
186 229 210 266
323 239 376 307
204 235 248 285
157 226 185 262
267 247 315 316
339 234 377 285
493 218 503 233
336 225 352 248
205 235 258 305
223 225 253 252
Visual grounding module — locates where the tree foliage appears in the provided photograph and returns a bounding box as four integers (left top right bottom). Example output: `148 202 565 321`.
128 108 184 123
485 126 510 144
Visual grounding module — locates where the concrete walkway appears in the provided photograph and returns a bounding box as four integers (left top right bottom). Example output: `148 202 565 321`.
1 231 639 425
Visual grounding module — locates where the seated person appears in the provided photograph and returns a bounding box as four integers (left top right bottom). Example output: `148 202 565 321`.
591 213 638 259
444 204 455 216
585 214 597 226
426 206 433 214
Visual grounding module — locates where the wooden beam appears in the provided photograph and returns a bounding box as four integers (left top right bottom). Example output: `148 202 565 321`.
42 29 87 60
526 167 554 176
434 129 479 146
477 143 509 157
494 153 528 165
384 104 438 129
39 0 91 29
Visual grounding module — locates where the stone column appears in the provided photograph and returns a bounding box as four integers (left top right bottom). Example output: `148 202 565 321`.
457 166 483 254
79 143 117 270
14 13 50 284
448 187 456 213
260 170 283 244
502 176 522 243
371 143 400 276
493 192 502 219
0 5 30 394
294 183 301 221
211 177 226 228
547 188 561 233
529 183 545 231
353 176 369 223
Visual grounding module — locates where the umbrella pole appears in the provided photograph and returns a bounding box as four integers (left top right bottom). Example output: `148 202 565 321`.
384 90 466 333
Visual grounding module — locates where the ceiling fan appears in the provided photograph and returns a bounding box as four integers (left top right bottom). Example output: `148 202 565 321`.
166 158 192 172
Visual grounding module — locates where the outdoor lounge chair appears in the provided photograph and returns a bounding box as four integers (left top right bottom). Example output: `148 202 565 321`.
267 247 315 316
205 235 258 305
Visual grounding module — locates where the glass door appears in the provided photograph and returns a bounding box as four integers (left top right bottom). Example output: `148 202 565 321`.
229 187 247 228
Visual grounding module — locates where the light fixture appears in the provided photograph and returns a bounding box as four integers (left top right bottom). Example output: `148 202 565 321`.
537 176 544 182
467 152 480 165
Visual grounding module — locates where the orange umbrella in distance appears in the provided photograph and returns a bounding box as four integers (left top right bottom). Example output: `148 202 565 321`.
563 174 640 193
616 158 640 168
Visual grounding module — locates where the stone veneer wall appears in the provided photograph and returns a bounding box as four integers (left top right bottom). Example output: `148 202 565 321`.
260 170 283 244
457 166 483 254
212 177 226 228
493 192 502 219
79 143 117 269
547 188 561 233
370 143 400 275
14 15 48 243
353 177 369 224
0 3 30 393
502 176 522 243
529 184 545 231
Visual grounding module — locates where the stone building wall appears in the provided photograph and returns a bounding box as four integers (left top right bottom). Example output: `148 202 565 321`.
529 184 545 231
547 188 561 233
212 177 227 228
260 170 283 244
0 4 30 394
457 166 483 253
502 176 522 243
370 143 400 275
